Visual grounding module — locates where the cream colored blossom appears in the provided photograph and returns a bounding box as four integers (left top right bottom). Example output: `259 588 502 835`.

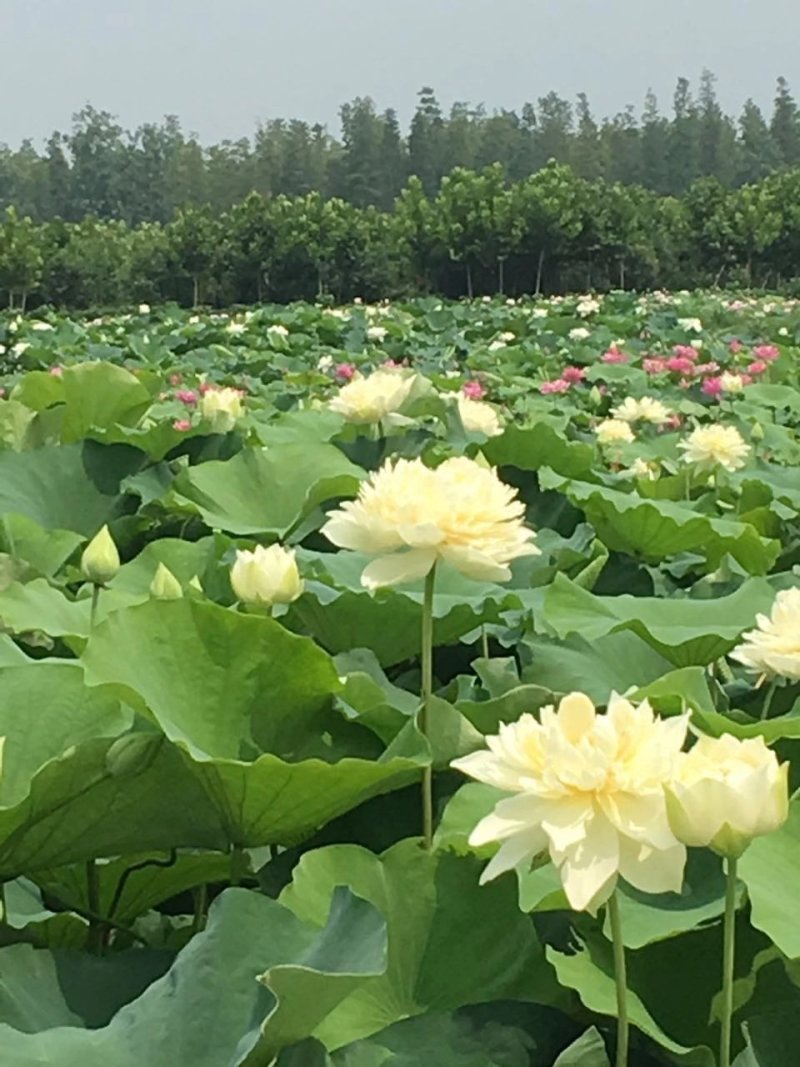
730 588 800 680
328 370 415 425
201 387 244 432
666 734 788 858
611 396 671 424
720 372 744 394
452 693 689 911
457 397 503 437
678 317 703 333
569 327 591 341
595 418 635 445
150 563 183 600
677 424 749 472
322 456 538 589
230 544 304 606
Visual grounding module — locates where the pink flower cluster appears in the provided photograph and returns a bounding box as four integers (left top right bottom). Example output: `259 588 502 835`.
601 345 627 364
462 379 487 399
176 389 198 406
540 378 571 395
335 363 356 381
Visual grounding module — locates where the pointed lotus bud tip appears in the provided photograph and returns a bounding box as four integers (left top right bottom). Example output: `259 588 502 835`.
188 574 203 593
81 525 120 585
150 562 183 599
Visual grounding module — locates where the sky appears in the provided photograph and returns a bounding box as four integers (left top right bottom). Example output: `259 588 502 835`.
1 0 797 146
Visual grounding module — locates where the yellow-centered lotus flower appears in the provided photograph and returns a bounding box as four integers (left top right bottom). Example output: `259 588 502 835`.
611 396 671 424
595 418 635 445
666 734 788 858
81 525 120 585
230 544 304 606
677 424 749 472
456 396 503 437
452 692 689 912
150 563 183 600
328 369 415 425
321 456 538 590
729 587 800 681
201 387 243 432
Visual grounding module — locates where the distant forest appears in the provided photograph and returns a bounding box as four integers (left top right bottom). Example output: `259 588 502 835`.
2 71 798 222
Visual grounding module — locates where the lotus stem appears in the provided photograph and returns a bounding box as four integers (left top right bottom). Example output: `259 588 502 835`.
90 584 101 631
608 892 629 1067
85 859 104 954
760 677 779 721
481 626 489 660
420 564 436 850
720 856 738 1067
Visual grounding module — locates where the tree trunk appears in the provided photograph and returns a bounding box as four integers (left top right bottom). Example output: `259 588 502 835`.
497 256 505 296
619 259 626 290
256 272 263 303
7 292 13 311
534 250 545 296
192 275 200 308
465 262 473 300
20 289 27 313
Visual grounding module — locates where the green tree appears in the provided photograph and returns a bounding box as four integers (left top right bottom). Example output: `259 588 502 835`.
0 207 44 309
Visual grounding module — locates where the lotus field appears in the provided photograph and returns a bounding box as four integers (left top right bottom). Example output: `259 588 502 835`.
1 290 800 1066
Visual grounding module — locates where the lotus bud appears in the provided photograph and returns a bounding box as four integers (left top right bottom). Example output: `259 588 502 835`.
81 525 120 585
230 544 303 607
150 563 183 600
666 734 789 859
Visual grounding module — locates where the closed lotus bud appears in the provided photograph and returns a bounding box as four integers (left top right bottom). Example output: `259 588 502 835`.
188 574 203 594
751 422 765 443
230 544 303 607
588 385 603 407
81 525 120 585
666 734 789 859
201 387 243 432
150 563 183 599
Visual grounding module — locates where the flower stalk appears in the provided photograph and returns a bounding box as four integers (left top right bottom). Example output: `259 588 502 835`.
608 892 629 1067
420 565 436 849
720 857 738 1067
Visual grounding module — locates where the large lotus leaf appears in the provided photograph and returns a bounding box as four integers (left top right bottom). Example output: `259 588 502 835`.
0 886 387 1066
290 552 520 667
547 932 715 1065
82 598 342 759
82 599 428 846
170 442 364 536
520 632 675 704
59 363 152 444
0 734 227 877
10 371 66 412
0 579 91 639
484 423 598 481
0 441 142 537
0 662 131 809
739 799 800 959
0 942 172 1032
34 850 232 926
328 1011 539 1067
0 514 83 577
280 839 561 1050
109 535 232 598
0 399 36 450
539 470 779 575
543 573 777 667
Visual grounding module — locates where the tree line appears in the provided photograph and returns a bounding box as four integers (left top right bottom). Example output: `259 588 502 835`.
2 72 800 226
2 157 798 311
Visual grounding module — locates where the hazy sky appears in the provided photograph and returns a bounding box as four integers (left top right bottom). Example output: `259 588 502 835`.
2 0 796 145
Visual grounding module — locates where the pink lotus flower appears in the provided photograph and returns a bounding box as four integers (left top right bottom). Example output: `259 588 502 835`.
462 380 487 399
664 413 683 430
169 372 183 386
177 390 198 406
643 357 667 374
727 300 748 311
198 382 214 394
601 347 628 364
539 378 571 395
49 365 63 377
672 345 699 361
173 419 191 431
693 362 720 376
665 356 695 375
561 365 586 383
753 344 779 362
748 360 768 375
702 376 724 397
729 340 743 354
0 388 5 398
335 363 356 381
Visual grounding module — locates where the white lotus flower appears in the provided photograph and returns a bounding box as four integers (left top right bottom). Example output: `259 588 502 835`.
322 456 538 589
328 370 415 425
452 692 689 911
678 424 749 472
730 588 800 680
